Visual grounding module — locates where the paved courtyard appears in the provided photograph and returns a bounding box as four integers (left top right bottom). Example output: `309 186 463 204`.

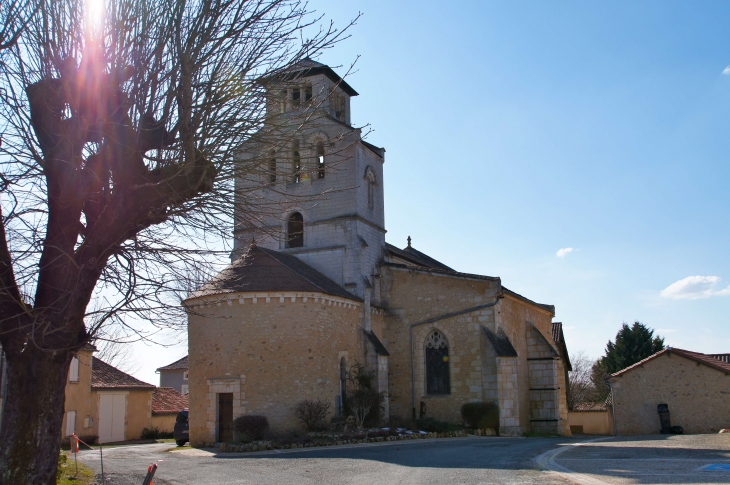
77 434 730 485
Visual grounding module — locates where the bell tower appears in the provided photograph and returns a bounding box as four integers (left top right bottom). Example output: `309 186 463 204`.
233 59 386 299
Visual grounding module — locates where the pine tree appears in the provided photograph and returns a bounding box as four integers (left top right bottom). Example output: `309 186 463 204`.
601 322 665 374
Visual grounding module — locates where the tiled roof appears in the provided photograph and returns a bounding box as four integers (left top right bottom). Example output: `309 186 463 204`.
157 355 188 372
610 347 730 379
482 326 518 357
91 357 155 390
272 58 359 96
152 387 189 415
187 245 360 302
709 354 730 364
385 243 454 271
363 329 390 356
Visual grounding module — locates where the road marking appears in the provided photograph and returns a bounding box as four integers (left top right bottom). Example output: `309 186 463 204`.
534 437 613 485
699 464 730 471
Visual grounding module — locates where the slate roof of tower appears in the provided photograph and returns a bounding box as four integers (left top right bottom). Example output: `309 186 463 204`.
610 347 730 379
152 387 189 415
157 355 188 372
189 245 360 302
91 357 155 390
269 58 359 96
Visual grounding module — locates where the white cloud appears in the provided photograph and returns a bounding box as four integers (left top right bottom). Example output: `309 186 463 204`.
556 247 574 258
723 66 730 75
660 275 730 300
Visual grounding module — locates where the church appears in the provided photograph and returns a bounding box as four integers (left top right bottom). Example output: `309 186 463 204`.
185 60 572 445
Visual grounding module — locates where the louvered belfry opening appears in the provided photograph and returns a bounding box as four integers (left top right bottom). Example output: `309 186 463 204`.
287 212 304 248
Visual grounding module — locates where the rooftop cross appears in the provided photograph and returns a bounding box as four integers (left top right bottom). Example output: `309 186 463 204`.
407 236 411 248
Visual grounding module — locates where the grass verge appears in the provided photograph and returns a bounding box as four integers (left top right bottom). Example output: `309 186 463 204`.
57 453 95 485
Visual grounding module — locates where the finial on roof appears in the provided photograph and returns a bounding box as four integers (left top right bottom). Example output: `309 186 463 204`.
250 235 256 248
407 236 412 248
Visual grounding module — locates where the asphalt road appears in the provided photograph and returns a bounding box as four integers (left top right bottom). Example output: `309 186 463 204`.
78 436 573 485
78 434 730 484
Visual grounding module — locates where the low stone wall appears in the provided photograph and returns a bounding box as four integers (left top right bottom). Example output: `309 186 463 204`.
568 410 613 435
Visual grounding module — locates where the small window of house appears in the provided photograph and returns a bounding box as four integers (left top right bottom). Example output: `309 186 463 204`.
183 371 189 381
287 212 304 248
292 140 301 184
316 141 325 179
425 330 450 395
181 385 189 394
69 356 79 383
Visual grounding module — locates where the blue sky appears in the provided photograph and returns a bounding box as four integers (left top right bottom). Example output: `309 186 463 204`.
131 0 730 384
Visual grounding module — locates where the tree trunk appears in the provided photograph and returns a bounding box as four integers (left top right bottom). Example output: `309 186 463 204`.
0 346 71 484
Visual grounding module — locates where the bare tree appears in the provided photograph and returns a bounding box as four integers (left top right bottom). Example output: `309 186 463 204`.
0 0 40 53
568 350 598 410
0 0 357 481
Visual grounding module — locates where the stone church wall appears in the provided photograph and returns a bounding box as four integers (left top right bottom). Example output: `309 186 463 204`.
187 293 361 444
380 266 500 423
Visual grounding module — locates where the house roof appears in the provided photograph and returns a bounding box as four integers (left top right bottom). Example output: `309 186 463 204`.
268 58 359 97
157 355 188 372
363 329 390 356
152 387 189 415
482 326 518 357
709 354 730 364
92 357 155 390
187 245 360 302
610 347 730 379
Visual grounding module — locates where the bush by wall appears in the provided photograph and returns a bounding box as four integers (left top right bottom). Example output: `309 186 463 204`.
460 401 499 429
415 417 449 432
296 399 331 431
140 426 173 440
233 415 269 441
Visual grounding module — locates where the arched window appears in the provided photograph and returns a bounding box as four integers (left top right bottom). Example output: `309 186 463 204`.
316 141 325 179
292 140 301 184
425 330 450 395
287 212 304 248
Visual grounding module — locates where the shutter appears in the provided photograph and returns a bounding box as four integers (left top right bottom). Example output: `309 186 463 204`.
66 411 76 436
69 357 79 382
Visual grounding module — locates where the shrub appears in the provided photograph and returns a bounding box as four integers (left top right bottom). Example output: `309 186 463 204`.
233 415 269 441
345 362 386 428
329 415 346 431
140 426 173 440
460 401 499 430
388 414 415 431
295 399 331 432
415 417 449 432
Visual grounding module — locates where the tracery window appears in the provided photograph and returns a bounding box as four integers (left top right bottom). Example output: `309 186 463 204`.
425 330 450 395
287 212 304 248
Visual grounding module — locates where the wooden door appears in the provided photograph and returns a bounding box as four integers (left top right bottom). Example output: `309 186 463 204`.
218 393 233 442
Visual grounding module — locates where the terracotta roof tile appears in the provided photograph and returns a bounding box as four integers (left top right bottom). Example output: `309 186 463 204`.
91 357 155 390
610 347 730 379
157 355 188 371
187 245 359 302
152 387 189 415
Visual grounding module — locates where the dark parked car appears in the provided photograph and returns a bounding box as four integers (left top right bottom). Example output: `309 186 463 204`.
174 409 189 446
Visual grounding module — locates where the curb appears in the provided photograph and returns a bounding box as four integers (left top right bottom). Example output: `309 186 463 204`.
533 436 613 485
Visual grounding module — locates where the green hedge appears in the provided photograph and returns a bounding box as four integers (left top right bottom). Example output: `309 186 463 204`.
460 401 499 429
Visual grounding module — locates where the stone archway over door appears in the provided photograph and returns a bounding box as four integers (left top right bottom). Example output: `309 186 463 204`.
99 393 126 443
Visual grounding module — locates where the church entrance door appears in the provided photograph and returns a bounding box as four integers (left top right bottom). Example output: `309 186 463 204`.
218 393 233 442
